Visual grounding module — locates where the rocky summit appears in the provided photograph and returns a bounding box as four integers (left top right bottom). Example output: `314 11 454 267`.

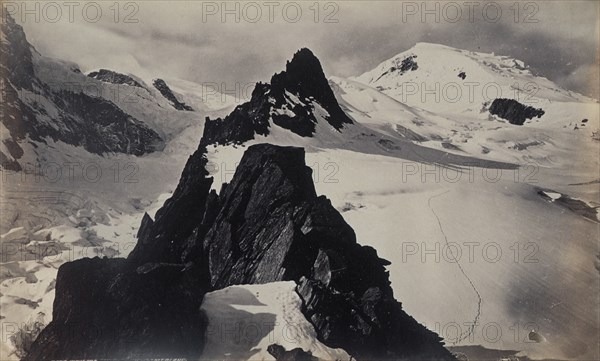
26 143 454 361
152 78 194 111
201 48 353 145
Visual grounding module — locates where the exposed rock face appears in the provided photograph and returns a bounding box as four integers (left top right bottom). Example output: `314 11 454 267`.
201 48 352 145
25 257 209 360
201 83 272 146
88 69 144 88
127 145 217 265
0 11 35 90
152 78 194 111
296 277 451 360
268 344 318 361
1 13 34 170
398 55 419 73
199 145 322 288
0 13 164 168
375 54 419 82
28 143 454 361
25 258 127 359
489 98 545 125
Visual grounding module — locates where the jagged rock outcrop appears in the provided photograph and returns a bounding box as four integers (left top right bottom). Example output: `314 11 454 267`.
489 98 545 125
87 69 144 88
28 143 454 361
201 82 271 146
25 257 209 360
136 212 154 241
296 276 450 360
375 54 419 82
201 48 352 145
0 13 164 168
268 344 318 361
152 78 194 111
128 146 215 265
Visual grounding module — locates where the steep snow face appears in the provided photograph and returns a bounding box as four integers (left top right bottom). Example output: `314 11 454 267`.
201 282 352 361
353 42 595 116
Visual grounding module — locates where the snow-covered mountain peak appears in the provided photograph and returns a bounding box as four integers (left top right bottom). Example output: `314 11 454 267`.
356 42 533 84
353 42 593 116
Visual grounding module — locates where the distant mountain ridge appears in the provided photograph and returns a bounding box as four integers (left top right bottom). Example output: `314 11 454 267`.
0 13 164 169
0 12 238 171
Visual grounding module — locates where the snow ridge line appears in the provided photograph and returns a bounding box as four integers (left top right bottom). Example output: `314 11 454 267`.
428 190 482 344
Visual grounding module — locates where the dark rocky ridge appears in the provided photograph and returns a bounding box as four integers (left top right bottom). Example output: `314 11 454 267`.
201 48 352 145
489 98 545 125
28 143 454 361
152 78 194 111
88 69 144 88
0 13 164 168
1 11 36 90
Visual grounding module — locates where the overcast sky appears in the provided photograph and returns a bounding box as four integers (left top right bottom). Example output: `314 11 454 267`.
7 1 600 98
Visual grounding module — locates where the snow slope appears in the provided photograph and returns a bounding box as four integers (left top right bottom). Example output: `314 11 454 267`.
201 282 351 361
353 42 595 116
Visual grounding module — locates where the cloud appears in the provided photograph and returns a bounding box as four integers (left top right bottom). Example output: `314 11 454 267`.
10 1 599 98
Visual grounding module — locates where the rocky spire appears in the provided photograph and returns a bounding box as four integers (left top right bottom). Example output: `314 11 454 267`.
201 48 352 145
